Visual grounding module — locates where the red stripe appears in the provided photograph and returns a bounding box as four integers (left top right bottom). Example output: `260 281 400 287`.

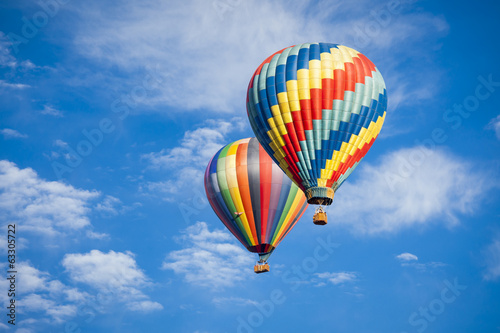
235 142 258 242
333 69 346 100
282 133 299 163
310 88 322 119
344 62 356 92
291 111 306 141
275 196 307 247
358 53 376 74
327 136 378 187
285 122 301 152
353 57 366 85
322 78 333 110
300 99 313 130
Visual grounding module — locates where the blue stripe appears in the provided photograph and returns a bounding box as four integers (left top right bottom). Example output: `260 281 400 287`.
286 55 298 81
276 64 286 94
297 47 309 70
266 76 278 106
209 148 223 174
309 43 320 61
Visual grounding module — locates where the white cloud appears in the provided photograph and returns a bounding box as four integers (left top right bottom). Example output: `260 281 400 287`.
0 79 30 89
487 115 500 140
141 118 246 201
162 222 253 289
41 104 63 117
126 300 164 312
401 261 446 271
62 250 162 312
85 230 110 240
395 252 446 271
70 0 448 113
140 167 204 202
143 117 246 169
94 195 121 216
0 32 37 70
396 252 418 262
0 128 28 139
0 262 91 324
54 139 68 148
0 160 101 235
483 237 500 281
329 147 491 234
0 32 16 67
212 297 258 307
315 272 357 285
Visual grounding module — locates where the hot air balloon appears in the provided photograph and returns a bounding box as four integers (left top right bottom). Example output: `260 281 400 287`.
247 43 387 225
204 137 308 273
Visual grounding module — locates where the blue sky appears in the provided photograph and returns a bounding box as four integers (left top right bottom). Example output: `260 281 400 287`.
0 0 499 332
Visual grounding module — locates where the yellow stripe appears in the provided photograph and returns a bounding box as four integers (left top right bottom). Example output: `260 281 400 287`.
297 68 309 80
271 194 303 246
321 68 333 79
298 88 310 100
289 100 301 111
320 51 333 68
282 112 293 123
322 113 386 175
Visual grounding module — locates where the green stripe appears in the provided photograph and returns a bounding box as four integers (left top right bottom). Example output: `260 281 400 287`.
270 184 299 245
216 145 253 246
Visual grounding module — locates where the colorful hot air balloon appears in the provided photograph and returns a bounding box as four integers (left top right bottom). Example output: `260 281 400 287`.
247 43 387 224
204 137 308 273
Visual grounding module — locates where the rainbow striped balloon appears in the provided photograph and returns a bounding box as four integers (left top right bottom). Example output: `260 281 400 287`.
247 43 387 205
204 137 308 261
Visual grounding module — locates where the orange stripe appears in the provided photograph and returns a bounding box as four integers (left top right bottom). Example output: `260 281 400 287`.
235 142 258 242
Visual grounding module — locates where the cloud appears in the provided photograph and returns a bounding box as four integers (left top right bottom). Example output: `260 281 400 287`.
0 32 16 67
483 237 500 281
329 147 492 234
395 252 446 271
0 160 101 235
0 32 37 70
212 297 258 307
1 128 28 139
396 252 418 262
143 117 246 169
41 104 64 117
0 261 90 324
315 272 357 285
70 0 448 113
62 250 162 312
139 167 204 202
141 118 246 201
0 79 30 89
85 230 110 240
94 195 121 216
401 261 446 271
161 222 253 289
487 115 500 140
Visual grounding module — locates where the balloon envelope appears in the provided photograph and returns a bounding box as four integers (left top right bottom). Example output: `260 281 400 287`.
204 137 308 261
247 43 387 205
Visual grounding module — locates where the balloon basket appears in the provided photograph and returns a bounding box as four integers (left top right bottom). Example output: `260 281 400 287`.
254 263 270 274
313 206 327 225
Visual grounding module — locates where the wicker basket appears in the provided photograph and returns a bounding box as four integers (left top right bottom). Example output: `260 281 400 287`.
313 212 327 225
254 264 270 274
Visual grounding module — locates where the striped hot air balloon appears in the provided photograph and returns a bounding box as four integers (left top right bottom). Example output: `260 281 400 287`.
204 137 308 273
247 43 387 216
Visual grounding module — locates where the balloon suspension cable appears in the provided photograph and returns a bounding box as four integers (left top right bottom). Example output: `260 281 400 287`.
254 255 270 274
